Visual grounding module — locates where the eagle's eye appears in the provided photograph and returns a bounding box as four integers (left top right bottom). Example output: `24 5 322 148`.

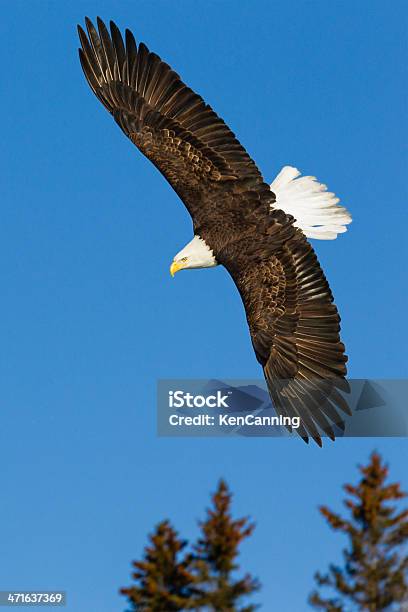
181 257 188 262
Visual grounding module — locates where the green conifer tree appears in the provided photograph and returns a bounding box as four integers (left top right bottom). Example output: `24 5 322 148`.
193 479 260 611
120 480 259 611
309 452 408 611
120 520 196 611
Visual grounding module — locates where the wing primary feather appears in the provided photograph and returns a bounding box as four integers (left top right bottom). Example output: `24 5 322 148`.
85 17 107 79
125 29 138 89
109 21 126 75
96 17 115 81
78 49 99 96
290 383 334 441
135 41 149 94
78 25 102 85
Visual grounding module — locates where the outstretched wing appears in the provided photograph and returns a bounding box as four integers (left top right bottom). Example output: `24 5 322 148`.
78 17 272 230
225 213 350 446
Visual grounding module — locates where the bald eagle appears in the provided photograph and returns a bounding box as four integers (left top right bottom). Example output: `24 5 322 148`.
78 18 352 446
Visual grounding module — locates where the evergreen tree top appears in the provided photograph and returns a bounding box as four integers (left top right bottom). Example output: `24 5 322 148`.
310 452 408 612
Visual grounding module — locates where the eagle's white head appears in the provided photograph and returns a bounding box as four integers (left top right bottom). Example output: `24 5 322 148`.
170 235 217 276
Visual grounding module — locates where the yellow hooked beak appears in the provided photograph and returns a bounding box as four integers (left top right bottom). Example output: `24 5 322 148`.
170 260 184 277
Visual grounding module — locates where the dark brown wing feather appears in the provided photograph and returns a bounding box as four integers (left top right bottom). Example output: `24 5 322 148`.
222 212 350 447
78 18 350 445
78 18 272 233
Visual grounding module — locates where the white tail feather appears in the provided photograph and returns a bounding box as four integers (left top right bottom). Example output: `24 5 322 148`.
270 166 352 240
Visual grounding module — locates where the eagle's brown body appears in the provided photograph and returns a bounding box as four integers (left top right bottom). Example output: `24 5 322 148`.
78 17 350 445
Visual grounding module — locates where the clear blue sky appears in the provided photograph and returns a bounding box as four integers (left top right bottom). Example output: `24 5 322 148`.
1 1 407 610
